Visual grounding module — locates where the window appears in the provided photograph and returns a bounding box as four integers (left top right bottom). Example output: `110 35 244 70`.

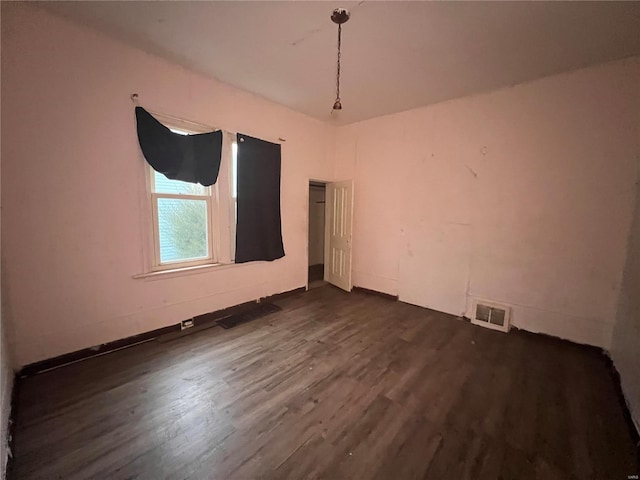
151 168 213 268
144 115 237 272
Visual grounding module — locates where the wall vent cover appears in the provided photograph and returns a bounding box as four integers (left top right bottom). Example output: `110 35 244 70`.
471 299 511 333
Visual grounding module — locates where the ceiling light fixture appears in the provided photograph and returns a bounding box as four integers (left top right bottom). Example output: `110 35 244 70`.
331 8 350 111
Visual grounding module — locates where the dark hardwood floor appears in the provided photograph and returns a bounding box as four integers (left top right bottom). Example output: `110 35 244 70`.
10 286 639 479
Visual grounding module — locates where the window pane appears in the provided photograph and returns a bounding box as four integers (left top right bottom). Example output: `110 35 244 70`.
157 198 209 263
154 171 207 195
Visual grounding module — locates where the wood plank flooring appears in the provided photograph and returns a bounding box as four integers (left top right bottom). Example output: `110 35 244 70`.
9 286 639 479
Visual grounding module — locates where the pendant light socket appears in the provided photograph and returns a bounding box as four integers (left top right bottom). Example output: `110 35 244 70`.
332 99 342 110
331 8 350 24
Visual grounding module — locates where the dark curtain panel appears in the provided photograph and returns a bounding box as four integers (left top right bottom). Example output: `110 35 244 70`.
235 134 285 263
135 106 223 186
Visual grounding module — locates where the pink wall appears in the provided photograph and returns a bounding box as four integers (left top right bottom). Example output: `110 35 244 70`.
3 2 639 369
334 57 640 348
1 4 336 367
0 79 13 478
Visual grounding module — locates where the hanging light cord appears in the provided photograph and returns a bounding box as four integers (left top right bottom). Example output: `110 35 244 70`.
336 23 342 104
330 7 349 111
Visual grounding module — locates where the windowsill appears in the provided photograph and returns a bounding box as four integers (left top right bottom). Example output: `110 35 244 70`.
133 261 247 281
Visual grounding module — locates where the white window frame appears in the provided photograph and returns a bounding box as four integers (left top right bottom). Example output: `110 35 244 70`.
149 170 217 271
142 112 237 273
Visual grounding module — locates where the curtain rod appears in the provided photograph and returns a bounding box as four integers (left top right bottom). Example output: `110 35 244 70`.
131 93 286 143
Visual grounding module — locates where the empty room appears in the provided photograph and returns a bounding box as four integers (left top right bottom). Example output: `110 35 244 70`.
1 1 639 479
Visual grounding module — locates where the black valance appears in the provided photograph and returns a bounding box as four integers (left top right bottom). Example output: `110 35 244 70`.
135 106 222 186
235 134 285 263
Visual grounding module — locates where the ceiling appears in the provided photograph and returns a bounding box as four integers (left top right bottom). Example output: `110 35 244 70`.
37 1 640 125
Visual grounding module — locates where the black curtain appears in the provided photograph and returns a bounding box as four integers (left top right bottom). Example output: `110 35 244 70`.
135 106 222 186
235 134 285 263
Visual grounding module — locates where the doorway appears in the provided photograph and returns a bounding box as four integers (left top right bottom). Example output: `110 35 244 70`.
308 181 326 289
308 179 354 292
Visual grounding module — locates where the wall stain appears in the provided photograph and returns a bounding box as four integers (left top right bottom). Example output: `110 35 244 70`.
465 165 478 179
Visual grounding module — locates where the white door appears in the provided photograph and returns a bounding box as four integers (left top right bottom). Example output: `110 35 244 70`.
325 180 353 291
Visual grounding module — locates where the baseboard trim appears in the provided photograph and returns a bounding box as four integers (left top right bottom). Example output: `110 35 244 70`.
509 326 603 355
18 286 307 378
191 300 257 326
261 286 307 303
352 286 399 301
18 323 180 378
